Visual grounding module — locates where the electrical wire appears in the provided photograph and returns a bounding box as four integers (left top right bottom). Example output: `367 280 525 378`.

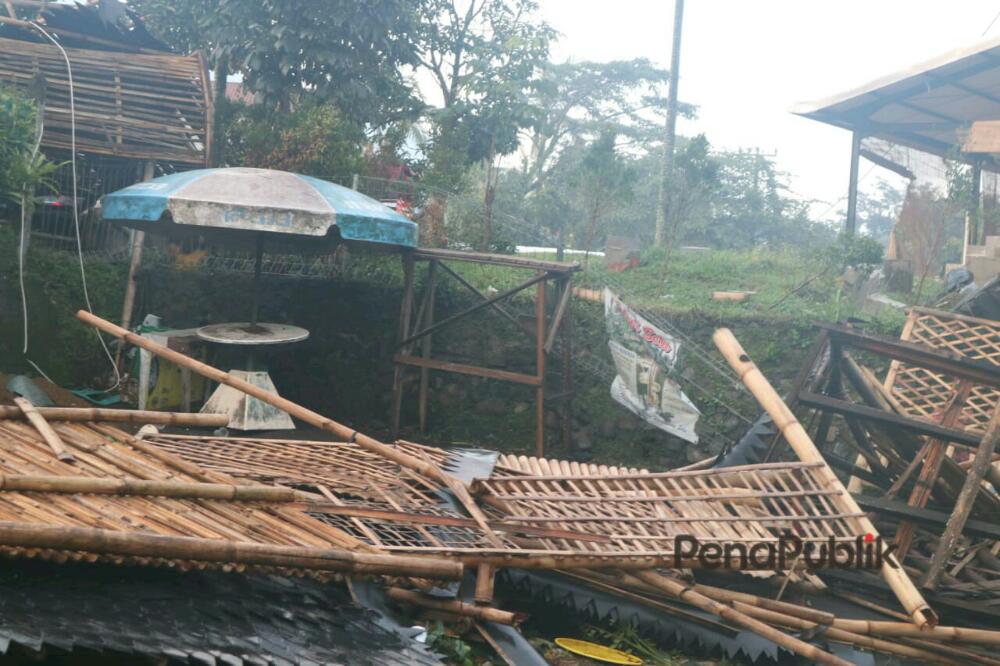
983 7 1000 36
21 21 121 391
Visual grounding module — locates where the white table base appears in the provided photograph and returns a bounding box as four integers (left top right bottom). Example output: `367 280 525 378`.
199 370 294 431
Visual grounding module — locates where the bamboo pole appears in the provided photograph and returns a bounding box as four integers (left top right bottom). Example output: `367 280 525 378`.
922 403 1000 590
669 578 1000 646
74 310 504 548
712 328 937 629
13 397 75 464
385 587 519 625
0 521 463 578
0 474 316 502
0 406 227 426
631 570 852 666
727 602 964 665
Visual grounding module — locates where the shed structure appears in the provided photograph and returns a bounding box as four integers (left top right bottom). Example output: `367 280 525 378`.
794 36 1000 238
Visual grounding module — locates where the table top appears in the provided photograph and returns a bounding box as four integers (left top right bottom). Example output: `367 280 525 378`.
196 322 310 346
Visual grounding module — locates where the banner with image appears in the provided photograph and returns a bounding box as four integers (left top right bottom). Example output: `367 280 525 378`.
604 288 700 443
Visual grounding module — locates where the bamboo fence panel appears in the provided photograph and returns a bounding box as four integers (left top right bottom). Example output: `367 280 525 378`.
145 433 870 566
0 420 449 577
0 37 210 165
887 308 1000 434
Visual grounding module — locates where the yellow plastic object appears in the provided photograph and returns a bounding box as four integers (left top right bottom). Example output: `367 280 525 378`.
554 638 643 665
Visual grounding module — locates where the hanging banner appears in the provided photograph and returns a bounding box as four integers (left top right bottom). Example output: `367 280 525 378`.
604 288 700 443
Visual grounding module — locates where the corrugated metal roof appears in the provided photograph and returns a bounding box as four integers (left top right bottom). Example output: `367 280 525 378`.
794 35 1000 161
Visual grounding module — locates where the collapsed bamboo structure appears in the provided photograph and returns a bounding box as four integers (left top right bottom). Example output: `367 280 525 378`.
53 309 1000 663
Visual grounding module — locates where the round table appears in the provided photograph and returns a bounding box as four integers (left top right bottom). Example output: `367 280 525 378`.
196 322 310 346
196 322 310 431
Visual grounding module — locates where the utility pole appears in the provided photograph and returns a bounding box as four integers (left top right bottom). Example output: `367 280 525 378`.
654 0 685 247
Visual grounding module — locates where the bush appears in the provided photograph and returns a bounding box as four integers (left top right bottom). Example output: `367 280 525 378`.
220 100 365 183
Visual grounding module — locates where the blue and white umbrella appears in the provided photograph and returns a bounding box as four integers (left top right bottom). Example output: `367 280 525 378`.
100 167 417 248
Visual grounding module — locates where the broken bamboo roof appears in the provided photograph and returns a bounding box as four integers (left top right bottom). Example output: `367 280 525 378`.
0 36 211 164
0 419 459 580
147 432 873 569
886 307 1000 434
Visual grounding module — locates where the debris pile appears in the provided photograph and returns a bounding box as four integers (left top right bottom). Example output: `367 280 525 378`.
0 307 996 664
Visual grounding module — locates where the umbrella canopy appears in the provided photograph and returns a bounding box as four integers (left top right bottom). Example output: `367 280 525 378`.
100 167 418 248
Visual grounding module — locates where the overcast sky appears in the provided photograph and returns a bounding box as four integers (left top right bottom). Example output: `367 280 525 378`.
538 0 1000 221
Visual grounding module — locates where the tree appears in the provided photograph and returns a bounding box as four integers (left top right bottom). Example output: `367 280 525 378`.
520 59 672 195
414 0 553 249
569 129 634 264
134 0 424 124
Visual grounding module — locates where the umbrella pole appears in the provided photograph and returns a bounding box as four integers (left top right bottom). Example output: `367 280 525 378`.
250 234 264 327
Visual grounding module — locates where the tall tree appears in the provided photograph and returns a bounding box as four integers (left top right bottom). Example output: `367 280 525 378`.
414 0 552 248
521 59 671 195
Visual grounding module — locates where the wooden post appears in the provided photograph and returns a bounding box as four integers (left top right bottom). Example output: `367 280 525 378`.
922 404 1000 590
535 277 546 457
418 260 437 433
13 397 76 464
114 160 155 372
845 131 862 236
712 328 937 629
561 281 574 456
971 158 983 245
390 253 416 437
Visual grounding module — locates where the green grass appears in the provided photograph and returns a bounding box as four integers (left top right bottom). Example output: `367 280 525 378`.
450 246 917 332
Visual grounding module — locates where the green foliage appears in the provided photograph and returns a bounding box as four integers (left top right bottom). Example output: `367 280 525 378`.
0 86 59 205
425 622 475 666
416 0 553 186
134 0 424 123
220 100 365 182
583 623 683 665
818 232 885 277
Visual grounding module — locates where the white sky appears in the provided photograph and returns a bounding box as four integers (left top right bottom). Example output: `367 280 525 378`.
538 0 1000 220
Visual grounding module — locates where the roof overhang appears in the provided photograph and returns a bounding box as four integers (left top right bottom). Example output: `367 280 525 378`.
793 35 1000 165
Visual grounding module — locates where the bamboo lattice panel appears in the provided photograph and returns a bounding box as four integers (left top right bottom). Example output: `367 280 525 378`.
149 435 867 566
886 308 1000 433
0 421 365 574
0 37 210 164
473 462 868 559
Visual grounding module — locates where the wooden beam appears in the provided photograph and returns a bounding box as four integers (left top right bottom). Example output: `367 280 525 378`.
535 279 546 457
544 277 572 353
390 253 416 438
853 495 1000 541
395 355 541 386
860 148 916 180
822 324 1000 389
418 260 437 433
436 260 533 339
398 271 549 348
797 392 982 448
